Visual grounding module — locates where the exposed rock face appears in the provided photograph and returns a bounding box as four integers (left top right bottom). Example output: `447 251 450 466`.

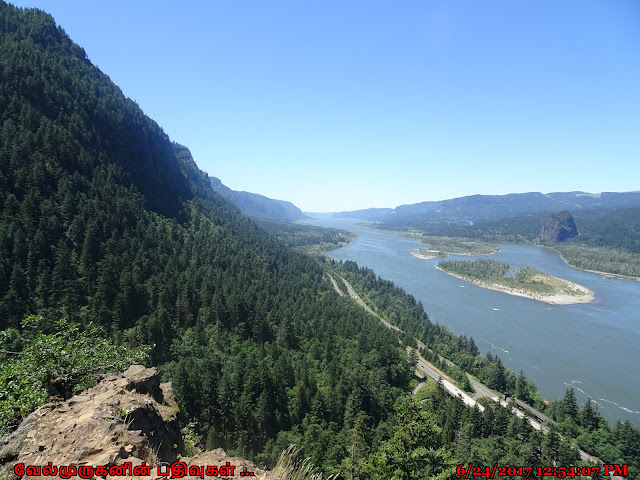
0 366 279 479
538 211 578 242
209 176 308 223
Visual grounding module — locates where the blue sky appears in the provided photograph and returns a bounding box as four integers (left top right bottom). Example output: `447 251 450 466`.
13 1 640 212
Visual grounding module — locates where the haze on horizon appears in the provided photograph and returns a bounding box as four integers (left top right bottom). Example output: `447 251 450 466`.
13 0 640 212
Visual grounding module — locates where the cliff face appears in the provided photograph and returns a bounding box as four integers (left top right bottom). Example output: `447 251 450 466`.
209 176 308 223
538 211 578 242
0 366 278 480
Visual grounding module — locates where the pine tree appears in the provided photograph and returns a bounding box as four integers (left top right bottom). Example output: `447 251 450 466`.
365 397 455 480
561 388 578 421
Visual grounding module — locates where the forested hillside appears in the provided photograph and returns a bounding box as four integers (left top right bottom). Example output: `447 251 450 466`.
0 4 412 471
336 191 640 227
253 218 355 255
398 208 640 277
1 4 639 477
345 193 640 277
209 175 308 223
402 208 640 252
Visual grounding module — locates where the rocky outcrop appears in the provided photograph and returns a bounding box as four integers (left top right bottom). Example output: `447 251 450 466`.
0 366 279 479
537 211 578 242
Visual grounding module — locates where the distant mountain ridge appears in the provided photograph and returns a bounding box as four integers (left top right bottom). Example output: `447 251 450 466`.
173 142 307 223
209 176 308 223
334 191 640 227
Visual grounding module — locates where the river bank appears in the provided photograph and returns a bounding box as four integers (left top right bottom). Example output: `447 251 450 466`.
435 266 595 305
540 245 640 282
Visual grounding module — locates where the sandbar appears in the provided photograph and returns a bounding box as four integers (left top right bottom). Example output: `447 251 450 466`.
411 249 498 259
411 250 442 260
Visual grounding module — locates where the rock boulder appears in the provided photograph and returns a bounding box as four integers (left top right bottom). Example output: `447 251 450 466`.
0 366 279 479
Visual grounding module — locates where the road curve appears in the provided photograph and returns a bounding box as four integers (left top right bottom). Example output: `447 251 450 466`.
326 273 344 296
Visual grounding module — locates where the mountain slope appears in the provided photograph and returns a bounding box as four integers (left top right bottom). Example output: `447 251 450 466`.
0 4 411 470
3 5 639 477
335 191 640 227
209 175 308 222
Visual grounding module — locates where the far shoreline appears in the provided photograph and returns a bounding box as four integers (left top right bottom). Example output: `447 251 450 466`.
540 245 640 282
435 266 595 305
404 235 640 282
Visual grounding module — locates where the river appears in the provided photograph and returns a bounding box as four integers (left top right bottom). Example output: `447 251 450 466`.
304 215 640 426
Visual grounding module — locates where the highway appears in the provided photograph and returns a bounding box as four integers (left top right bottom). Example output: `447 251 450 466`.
340 274 478 408
339 276 400 332
468 377 500 402
326 273 344 296
415 357 481 410
333 273 617 474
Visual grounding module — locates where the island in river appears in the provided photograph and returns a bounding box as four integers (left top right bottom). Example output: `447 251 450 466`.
437 259 594 305
408 235 500 259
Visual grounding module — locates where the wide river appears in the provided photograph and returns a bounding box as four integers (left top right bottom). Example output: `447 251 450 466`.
305 215 640 426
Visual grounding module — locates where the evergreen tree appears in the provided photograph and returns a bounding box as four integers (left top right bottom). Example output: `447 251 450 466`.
365 397 455 480
561 388 579 421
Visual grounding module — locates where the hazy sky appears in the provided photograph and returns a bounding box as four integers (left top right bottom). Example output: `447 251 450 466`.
13 1 640 212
